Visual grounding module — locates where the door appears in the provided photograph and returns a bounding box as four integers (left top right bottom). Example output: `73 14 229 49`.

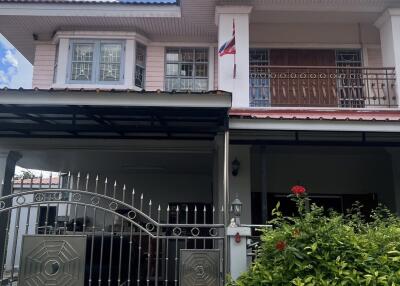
269 49 337 107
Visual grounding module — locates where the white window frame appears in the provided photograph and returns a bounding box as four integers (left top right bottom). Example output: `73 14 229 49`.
164 47 209 92
135 42 147 89
67 39 126 85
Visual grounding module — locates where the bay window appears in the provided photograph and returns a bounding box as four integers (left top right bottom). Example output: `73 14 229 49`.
135 43 146 88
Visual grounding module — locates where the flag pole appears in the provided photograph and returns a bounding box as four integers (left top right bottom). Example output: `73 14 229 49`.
233 19 236 79
233 52 236 79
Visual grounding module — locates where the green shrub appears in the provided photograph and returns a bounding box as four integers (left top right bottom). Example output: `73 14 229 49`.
228 187 400 286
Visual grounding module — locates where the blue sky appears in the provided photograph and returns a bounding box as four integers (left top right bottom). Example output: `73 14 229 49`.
0 34 32 89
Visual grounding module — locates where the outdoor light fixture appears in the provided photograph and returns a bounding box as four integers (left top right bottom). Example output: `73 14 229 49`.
231 158 240 177
230 197 243 227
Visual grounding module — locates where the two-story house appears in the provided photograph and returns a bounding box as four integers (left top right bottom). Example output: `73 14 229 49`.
1 0 400 285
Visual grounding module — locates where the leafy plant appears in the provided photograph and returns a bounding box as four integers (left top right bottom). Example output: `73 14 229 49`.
228 187 400 286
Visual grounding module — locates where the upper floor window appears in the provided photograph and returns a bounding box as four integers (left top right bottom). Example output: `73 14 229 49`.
135 43 146 89
249 48 270 107
68 40 125 84
165 48 208 92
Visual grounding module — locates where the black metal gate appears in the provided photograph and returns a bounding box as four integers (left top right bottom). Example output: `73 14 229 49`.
0 174 225 286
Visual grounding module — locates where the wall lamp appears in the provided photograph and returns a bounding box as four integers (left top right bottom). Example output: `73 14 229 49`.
231 158 240 177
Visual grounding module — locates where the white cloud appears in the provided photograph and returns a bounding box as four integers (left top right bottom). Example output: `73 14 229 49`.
0 33 32 89
0 70 8 84
2 50 18 67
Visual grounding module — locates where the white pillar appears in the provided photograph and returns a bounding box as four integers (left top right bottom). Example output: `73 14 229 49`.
375 9 400 106
227 226 251 280
0 151 21 196
0 151 22 270
216 5 252 108
229 145 252 224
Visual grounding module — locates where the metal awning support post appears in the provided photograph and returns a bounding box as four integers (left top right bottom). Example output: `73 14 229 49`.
223 130 230 277
0 151 21 270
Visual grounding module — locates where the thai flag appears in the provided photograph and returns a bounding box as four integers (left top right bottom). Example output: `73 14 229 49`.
219 20 236 57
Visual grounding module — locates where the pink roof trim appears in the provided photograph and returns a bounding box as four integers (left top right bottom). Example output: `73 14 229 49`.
229 108 400 122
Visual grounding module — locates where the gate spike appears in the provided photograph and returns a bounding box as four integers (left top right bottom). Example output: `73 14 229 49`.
85 173 89 192
49 172 53 189
39 172 43 189
176 206 180 223
94 175 99 193
140 193 144 211
131 188 135 206
194 205 197 212
57 171 61 188
167 205 170 224
158 204 161 211
76 172 81 189
30 176 33 190
185 205 188 212
20 176 23 191
122 184 126 203
204 205 207 212
67 171 71 189
104 177 108 195
148 200 152 217
113 180 117 198
212 205 216 224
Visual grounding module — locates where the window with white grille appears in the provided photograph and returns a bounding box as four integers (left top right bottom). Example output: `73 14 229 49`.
165 48 209 92
68 40 124 84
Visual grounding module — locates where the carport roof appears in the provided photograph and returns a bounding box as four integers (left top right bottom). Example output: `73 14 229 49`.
0 89 231 139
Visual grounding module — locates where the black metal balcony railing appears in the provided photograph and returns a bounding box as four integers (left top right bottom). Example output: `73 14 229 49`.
249 66 397 108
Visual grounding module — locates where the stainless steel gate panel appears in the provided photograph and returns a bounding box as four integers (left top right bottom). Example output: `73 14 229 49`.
0 174 226 285
19 235 87 286
179 249 220 286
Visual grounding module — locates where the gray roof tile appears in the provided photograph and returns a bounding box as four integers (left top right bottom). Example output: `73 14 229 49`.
0 0 177 4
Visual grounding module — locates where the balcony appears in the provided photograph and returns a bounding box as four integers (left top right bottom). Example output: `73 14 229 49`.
249 66 397 108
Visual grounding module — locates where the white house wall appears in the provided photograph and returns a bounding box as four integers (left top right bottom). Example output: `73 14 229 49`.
32 43 56 89
145 46 165 91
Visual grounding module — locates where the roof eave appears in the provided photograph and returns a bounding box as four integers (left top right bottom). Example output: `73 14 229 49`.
0 89 232 109
0 2 181 18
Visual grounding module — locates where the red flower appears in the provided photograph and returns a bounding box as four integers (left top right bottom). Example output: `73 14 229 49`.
291 185 306 196
275 240 286 251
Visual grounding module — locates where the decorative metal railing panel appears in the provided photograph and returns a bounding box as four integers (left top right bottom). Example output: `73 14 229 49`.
0 174 225 286
249 66 397 108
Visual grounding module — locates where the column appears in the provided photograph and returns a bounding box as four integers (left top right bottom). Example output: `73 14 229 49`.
216 5 252 108
0 151 22 270
376 9 400 106
227 226 251 280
